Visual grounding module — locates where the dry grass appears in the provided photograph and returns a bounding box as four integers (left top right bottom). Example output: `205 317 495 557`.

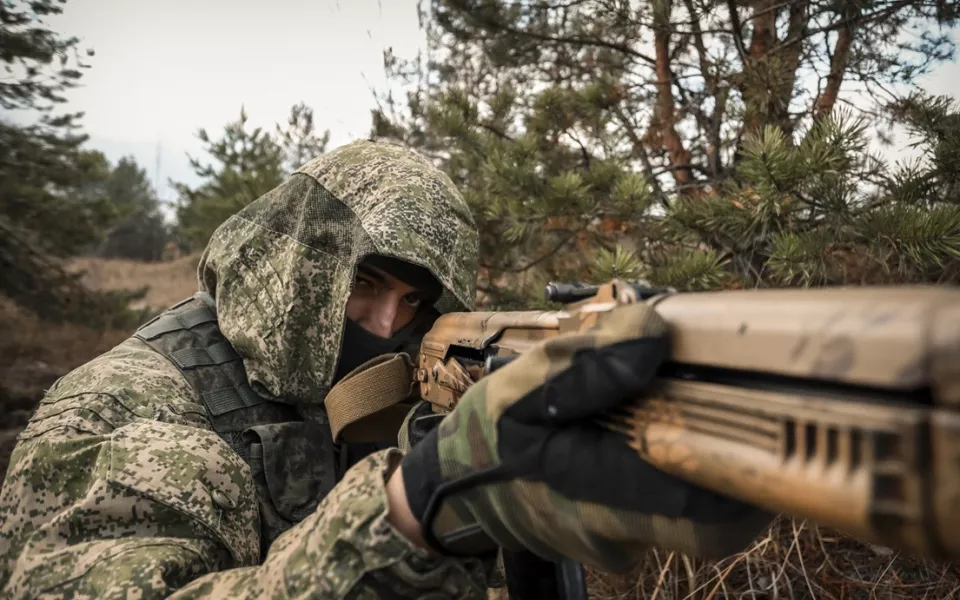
0 298 129 370
482 516 960 599
69 253 202 312
1 255 200 411
584 517 960 600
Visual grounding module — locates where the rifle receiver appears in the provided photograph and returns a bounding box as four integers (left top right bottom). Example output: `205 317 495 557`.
545 281 671 303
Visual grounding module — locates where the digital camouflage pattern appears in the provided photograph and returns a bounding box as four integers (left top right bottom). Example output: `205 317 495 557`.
426 302 772 573
173 450 489 599
198 139 478 405
0 140 485 598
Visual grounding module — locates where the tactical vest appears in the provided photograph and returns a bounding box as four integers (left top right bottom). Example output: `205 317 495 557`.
134 292 386 558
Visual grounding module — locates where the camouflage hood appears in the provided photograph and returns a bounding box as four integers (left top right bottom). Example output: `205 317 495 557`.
196 140 479 406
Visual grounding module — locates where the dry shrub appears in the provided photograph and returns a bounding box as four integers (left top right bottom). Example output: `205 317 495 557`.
586 516 960 599
69 253 202 312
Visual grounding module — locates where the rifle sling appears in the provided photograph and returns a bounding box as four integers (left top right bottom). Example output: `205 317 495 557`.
325 352 416 444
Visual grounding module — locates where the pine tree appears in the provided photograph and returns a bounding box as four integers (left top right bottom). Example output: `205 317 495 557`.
661 99 960 289
371 2 960 595
276 102 331 173
173 107 286 250
95 157 170 262
373 0 959 306
0 0 136 324
172 103 332 250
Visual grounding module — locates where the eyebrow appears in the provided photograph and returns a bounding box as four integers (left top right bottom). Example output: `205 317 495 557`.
356 264 388 285
356 264 428 298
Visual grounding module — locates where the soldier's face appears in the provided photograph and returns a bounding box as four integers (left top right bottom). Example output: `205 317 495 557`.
346 264 429 338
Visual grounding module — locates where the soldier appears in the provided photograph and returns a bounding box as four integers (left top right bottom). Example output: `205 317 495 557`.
0 140 770 598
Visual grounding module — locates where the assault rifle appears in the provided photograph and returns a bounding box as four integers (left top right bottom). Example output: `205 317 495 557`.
410 280 960 599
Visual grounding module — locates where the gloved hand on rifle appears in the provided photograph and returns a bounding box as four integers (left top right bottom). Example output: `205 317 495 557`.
392 302 773 573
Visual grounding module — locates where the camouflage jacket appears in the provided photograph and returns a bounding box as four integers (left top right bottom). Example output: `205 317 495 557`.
0 141 486 599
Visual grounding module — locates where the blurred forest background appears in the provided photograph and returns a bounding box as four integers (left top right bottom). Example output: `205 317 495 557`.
3 0 960 598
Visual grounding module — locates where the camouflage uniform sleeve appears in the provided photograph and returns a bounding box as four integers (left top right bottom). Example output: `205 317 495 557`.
172 448 490 599
0 399 487 599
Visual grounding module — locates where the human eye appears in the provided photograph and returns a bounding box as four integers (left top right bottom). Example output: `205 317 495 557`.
354 273 376 290
403 293 423 309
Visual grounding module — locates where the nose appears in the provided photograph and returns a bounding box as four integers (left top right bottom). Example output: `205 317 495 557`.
368 295 398 338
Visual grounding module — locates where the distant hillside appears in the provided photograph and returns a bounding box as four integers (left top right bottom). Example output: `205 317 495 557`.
69 253 202 312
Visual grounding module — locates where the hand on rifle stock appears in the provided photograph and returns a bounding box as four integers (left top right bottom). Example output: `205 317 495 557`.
399 302 773 573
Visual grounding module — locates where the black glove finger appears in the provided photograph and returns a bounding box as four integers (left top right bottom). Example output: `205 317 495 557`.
506 334 670 425
407 400 444 449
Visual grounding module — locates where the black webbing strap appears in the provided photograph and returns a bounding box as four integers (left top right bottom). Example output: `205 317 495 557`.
138 305 218 341
202 383 265 416
169 341 240 370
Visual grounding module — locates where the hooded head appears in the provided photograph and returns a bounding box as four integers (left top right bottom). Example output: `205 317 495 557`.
197 140 479 406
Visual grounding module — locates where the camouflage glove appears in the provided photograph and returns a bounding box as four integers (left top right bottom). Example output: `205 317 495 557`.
401 302 772 573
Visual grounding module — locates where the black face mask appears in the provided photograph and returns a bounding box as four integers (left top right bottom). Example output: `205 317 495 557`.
331 319 407 385
331 310 438 387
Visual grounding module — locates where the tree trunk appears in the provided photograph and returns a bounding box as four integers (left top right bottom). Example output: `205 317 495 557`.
775 0 810 138
814 7 860 120
741 0 778 135
653 0 694 191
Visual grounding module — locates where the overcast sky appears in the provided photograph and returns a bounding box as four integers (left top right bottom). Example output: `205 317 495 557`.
33 0 960 209
47 0 426 205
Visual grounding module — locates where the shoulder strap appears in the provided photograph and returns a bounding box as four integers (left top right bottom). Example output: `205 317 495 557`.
134 292 299 461
324 352 416 443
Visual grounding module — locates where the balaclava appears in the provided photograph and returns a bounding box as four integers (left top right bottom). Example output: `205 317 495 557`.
331 253 444 385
